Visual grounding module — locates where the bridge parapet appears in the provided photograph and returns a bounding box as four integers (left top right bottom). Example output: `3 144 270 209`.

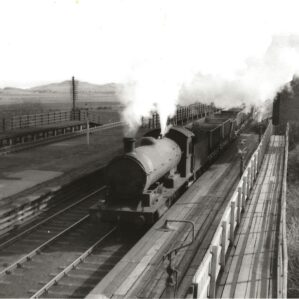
277 122 289 298
190 121 274 298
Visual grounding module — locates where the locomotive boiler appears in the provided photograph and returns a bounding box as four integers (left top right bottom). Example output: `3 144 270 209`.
101 128 194 226
91 108 248 226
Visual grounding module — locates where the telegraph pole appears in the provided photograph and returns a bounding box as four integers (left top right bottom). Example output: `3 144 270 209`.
72 76 77 120
85 103 90 146
238 139 247 177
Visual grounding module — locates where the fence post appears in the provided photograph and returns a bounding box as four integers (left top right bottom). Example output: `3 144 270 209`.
209 246 219 298
242 176 247 205
253 155 257 180
256 146 260 169
230 202 235 243
221 221 227 268
248 166 252 193
237 187 242 223
250 162 254 186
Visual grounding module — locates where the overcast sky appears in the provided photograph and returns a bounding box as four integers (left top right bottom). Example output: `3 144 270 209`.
1 0 299 88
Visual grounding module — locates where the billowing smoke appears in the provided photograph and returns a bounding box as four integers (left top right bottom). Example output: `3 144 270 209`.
119 62 181 136
115 1 299 136
180 36 299 109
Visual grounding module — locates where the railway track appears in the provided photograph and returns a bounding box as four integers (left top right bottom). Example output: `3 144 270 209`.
0 186 120 298
0 166 105 237
31 227 141 298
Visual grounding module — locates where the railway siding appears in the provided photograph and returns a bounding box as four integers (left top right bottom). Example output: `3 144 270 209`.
0 169 104 237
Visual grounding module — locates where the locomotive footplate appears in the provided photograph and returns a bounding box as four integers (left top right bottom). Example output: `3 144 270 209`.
90 176 188 227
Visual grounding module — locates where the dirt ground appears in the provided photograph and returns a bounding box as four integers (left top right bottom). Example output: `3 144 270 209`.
0 125 124 204
286 142 299 298
0 126 124 174
0 124 152 205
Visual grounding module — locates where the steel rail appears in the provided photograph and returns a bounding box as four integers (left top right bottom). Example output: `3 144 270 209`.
30 226 118 299
0 186 105 251
0 214 90 276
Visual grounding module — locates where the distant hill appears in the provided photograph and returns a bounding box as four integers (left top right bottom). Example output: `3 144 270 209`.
0 80 121 104
30 81 118 94
0 87 34 95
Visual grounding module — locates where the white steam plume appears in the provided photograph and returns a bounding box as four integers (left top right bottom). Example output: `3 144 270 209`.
113 1 299 135
180 36 299 109
119 61 183 136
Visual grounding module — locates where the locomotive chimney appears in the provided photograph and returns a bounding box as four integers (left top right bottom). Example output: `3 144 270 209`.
123 137 136 153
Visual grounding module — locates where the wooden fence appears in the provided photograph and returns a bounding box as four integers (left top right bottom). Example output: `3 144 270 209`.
1 110 76 131
0 109 108 132
189 121 273 298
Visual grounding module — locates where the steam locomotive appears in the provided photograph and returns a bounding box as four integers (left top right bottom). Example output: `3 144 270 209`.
90 108 249 226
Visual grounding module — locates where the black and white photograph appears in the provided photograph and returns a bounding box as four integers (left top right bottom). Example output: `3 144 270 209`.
0 0 298 298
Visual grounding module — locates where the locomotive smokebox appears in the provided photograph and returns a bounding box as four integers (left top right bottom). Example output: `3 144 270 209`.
123 137 136 153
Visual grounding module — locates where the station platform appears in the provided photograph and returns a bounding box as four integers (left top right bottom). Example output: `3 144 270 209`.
0 120 86 139
0 120 102 149
216 135 286 298
0 124 125 206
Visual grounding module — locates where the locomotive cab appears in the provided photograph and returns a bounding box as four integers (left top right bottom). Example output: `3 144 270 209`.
166 127 195 179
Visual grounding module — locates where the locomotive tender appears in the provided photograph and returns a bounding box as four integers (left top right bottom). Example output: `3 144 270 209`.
91 108 248 226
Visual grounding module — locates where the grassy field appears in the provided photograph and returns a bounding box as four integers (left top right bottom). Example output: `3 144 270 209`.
0 101 123 132
0 101 122 116
287 138 299 298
